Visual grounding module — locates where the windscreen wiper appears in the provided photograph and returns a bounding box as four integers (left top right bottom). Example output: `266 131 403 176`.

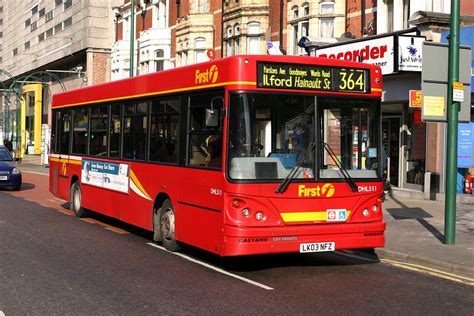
275 143 315 194
322 142 358 192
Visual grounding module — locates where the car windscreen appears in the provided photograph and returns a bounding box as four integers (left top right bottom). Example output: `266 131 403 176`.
0 148 13 161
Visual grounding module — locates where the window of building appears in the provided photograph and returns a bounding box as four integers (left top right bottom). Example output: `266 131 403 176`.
292 6 299 19
226 26 232 57
387 0 393 32
72 107 89 155
319 2 335 38
39 8 45 18
247 22 260 54
194 37 206 64
187 92 224 169
32 5 38 15
12 48 18 56
149 97 180 163
24 41 30 50
45 11 53 22
38 33 44 42
63 17 72 28
303 3 309 16
25 18 31 28
64 0 73 10
46 28 54 38
0 32 2 38
55 23 63 33
89 105 109 156
55 0 63 7
31 21 37 31
155 49 164 71
234 24 240 55
123 102 148 160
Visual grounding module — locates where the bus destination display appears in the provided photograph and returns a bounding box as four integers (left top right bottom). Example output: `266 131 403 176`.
257 62 369 93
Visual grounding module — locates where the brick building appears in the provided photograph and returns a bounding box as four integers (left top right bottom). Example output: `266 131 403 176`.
0 0 120 158
111 0 348 80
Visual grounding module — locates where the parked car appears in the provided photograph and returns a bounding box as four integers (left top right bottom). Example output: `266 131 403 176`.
0 145 22 191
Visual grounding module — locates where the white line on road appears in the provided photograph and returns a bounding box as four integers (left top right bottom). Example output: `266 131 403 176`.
1 310 5 316
146 242 274 290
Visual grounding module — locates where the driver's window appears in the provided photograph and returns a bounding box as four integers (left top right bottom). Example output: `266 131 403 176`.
186 91 224 169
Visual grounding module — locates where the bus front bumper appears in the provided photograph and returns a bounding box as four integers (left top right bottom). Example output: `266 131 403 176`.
221 221 386 256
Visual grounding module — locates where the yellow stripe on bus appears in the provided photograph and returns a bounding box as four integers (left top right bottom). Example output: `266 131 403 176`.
129 169 152 200
281 211 351 222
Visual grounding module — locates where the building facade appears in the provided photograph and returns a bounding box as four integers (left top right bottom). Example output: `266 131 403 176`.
0 0 120 158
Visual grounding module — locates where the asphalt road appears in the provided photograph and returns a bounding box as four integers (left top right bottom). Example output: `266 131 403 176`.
0 173 472 315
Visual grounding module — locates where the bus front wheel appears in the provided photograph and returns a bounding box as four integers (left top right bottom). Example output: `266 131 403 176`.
70 181 87 218
159 199 180 252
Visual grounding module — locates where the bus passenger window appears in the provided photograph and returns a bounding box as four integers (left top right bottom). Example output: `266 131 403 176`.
89 104 108 156
58 110 71 154
149 97 180 164
72 107 88 155
122 102 148 161
109 105 121 158
186 92 223 169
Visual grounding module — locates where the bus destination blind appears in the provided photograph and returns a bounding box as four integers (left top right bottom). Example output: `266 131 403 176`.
257 62 369 94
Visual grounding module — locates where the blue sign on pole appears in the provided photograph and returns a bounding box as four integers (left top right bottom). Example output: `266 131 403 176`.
457 122 474 168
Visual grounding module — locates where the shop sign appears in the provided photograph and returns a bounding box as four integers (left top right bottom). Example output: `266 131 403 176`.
315 36 395 75
398 36 424 72
409 90 423 108
457 123 474 168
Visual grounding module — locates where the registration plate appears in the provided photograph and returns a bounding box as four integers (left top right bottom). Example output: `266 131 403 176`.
300 242 335 253
0 176 7 181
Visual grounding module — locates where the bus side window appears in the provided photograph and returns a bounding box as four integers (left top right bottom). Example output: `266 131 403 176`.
186 92 223 169
58 110 71 154
109 105 121 158
149 97 180 164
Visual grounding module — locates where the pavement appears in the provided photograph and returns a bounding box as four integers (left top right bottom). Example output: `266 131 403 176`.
16 161 474 282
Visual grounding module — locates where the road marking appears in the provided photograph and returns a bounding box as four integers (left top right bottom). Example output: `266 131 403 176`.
1 310 5 316
146 242 274 290
381 259 474 286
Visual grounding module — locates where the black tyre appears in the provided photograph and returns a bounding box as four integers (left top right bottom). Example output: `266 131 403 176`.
159 199 180 252
70 181 88 218
152 207 161 242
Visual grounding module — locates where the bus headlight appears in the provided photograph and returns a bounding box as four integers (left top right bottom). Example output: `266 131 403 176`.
242 208 250 217
362 209 369 217
12 168 21 175
372 204 379 212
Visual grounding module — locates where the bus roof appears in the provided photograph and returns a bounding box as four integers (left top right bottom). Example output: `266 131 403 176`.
52 55 382 108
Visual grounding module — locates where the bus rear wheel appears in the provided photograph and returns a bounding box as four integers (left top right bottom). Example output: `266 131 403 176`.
159 199 180 252
70 181 87 218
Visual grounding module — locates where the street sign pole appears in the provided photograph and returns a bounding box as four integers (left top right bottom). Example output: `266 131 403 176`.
444 0 460 245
